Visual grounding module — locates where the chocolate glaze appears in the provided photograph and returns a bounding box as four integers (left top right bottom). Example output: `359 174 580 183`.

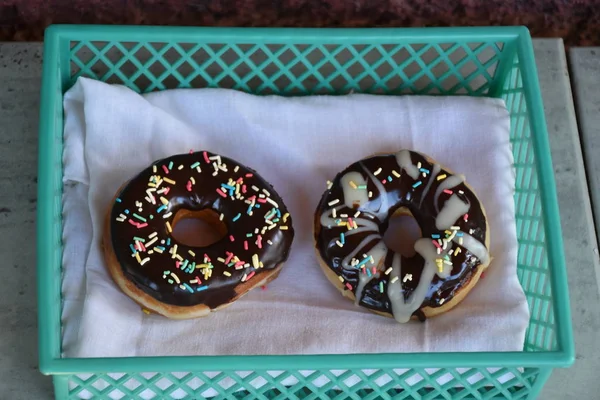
314 151 487 320
109 151 294 309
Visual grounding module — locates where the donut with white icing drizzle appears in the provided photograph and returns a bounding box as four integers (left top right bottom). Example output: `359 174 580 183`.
103 151 294 319
314 150 490 322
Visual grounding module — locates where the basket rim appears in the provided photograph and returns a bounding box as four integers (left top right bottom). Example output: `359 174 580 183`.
40 350 573 375
44 24 527 43
37 24 574 376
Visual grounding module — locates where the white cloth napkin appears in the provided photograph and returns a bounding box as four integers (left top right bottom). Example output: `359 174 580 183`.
61 77 529 359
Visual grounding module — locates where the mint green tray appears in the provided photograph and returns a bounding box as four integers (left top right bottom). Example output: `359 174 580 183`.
37 25 574 399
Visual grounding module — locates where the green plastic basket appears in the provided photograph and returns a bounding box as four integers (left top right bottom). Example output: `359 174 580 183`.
37 25 574 399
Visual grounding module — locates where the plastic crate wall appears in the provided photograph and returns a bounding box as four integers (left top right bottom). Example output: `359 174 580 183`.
37 26 573 400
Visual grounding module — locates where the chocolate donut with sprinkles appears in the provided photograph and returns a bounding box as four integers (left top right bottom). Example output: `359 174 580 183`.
103 151 294 319
314 150 490 323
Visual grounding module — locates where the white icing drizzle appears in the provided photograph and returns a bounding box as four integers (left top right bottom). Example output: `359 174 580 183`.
433 174 465 212
387 238 455 323
319 206 345 227
453 232 490 264
360 162 389 220
435 194 470 230
346 217 380 237
336 236 388 305
340 172 369 208
396 150 420 179
418 163 442 207
320 207 379 247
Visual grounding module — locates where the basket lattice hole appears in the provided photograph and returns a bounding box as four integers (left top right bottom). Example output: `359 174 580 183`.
317 63 337 83
260 62 280 80
346 60 365 78
245 75 263 91
459 60 478 77
148 42 168 52
132 46 153 65
414 74 433 91
390 47 412 66
220 47 240 66
74 43 99 64
248 375 268 389
486 60 500 78
312 374 331 387
233 61 253 79
407 372 424 385
447 46 468 65
359 75 377 91
162 75 182 89
288 60 308 78
374 59 393 77
178 42 196 52
163 47 182 64
91 378 110 391
430 60 450 77
438 42 455 51
70 61 81 77
441 74 460 91
104 45 125 65
204 61 224 80
402 60 421 79
468 78 487 92
207 43 226 54
90 59 110 77
76 389 93 399
330 75 349 91
190 74 209 88
383 74 404 92
189 47 211 66
214 377 235 390
148 60 167 80
332 47 352 65
176 60 195 79
273 75 292 90
248 47 270 66
477 46 498 65
410 43 427 52
360 47 380 64
342 374 361 388
118 59 138 77
260 43 280 57
121 377 142 391
154 376 174 390
421 46 441 64
134 74 152 92
301 47 321 65
107 388 125 400
467 42 484 51
218 75 238 88
184 376 203 390
138 388 157 399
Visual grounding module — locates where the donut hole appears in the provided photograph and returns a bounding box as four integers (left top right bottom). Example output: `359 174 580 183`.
383 209 422 258
171 209 228 247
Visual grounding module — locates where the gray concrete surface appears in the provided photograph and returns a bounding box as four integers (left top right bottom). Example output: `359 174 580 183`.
534 39 600 399
569 48 600 249
0 44 54 398
0 40 598 399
